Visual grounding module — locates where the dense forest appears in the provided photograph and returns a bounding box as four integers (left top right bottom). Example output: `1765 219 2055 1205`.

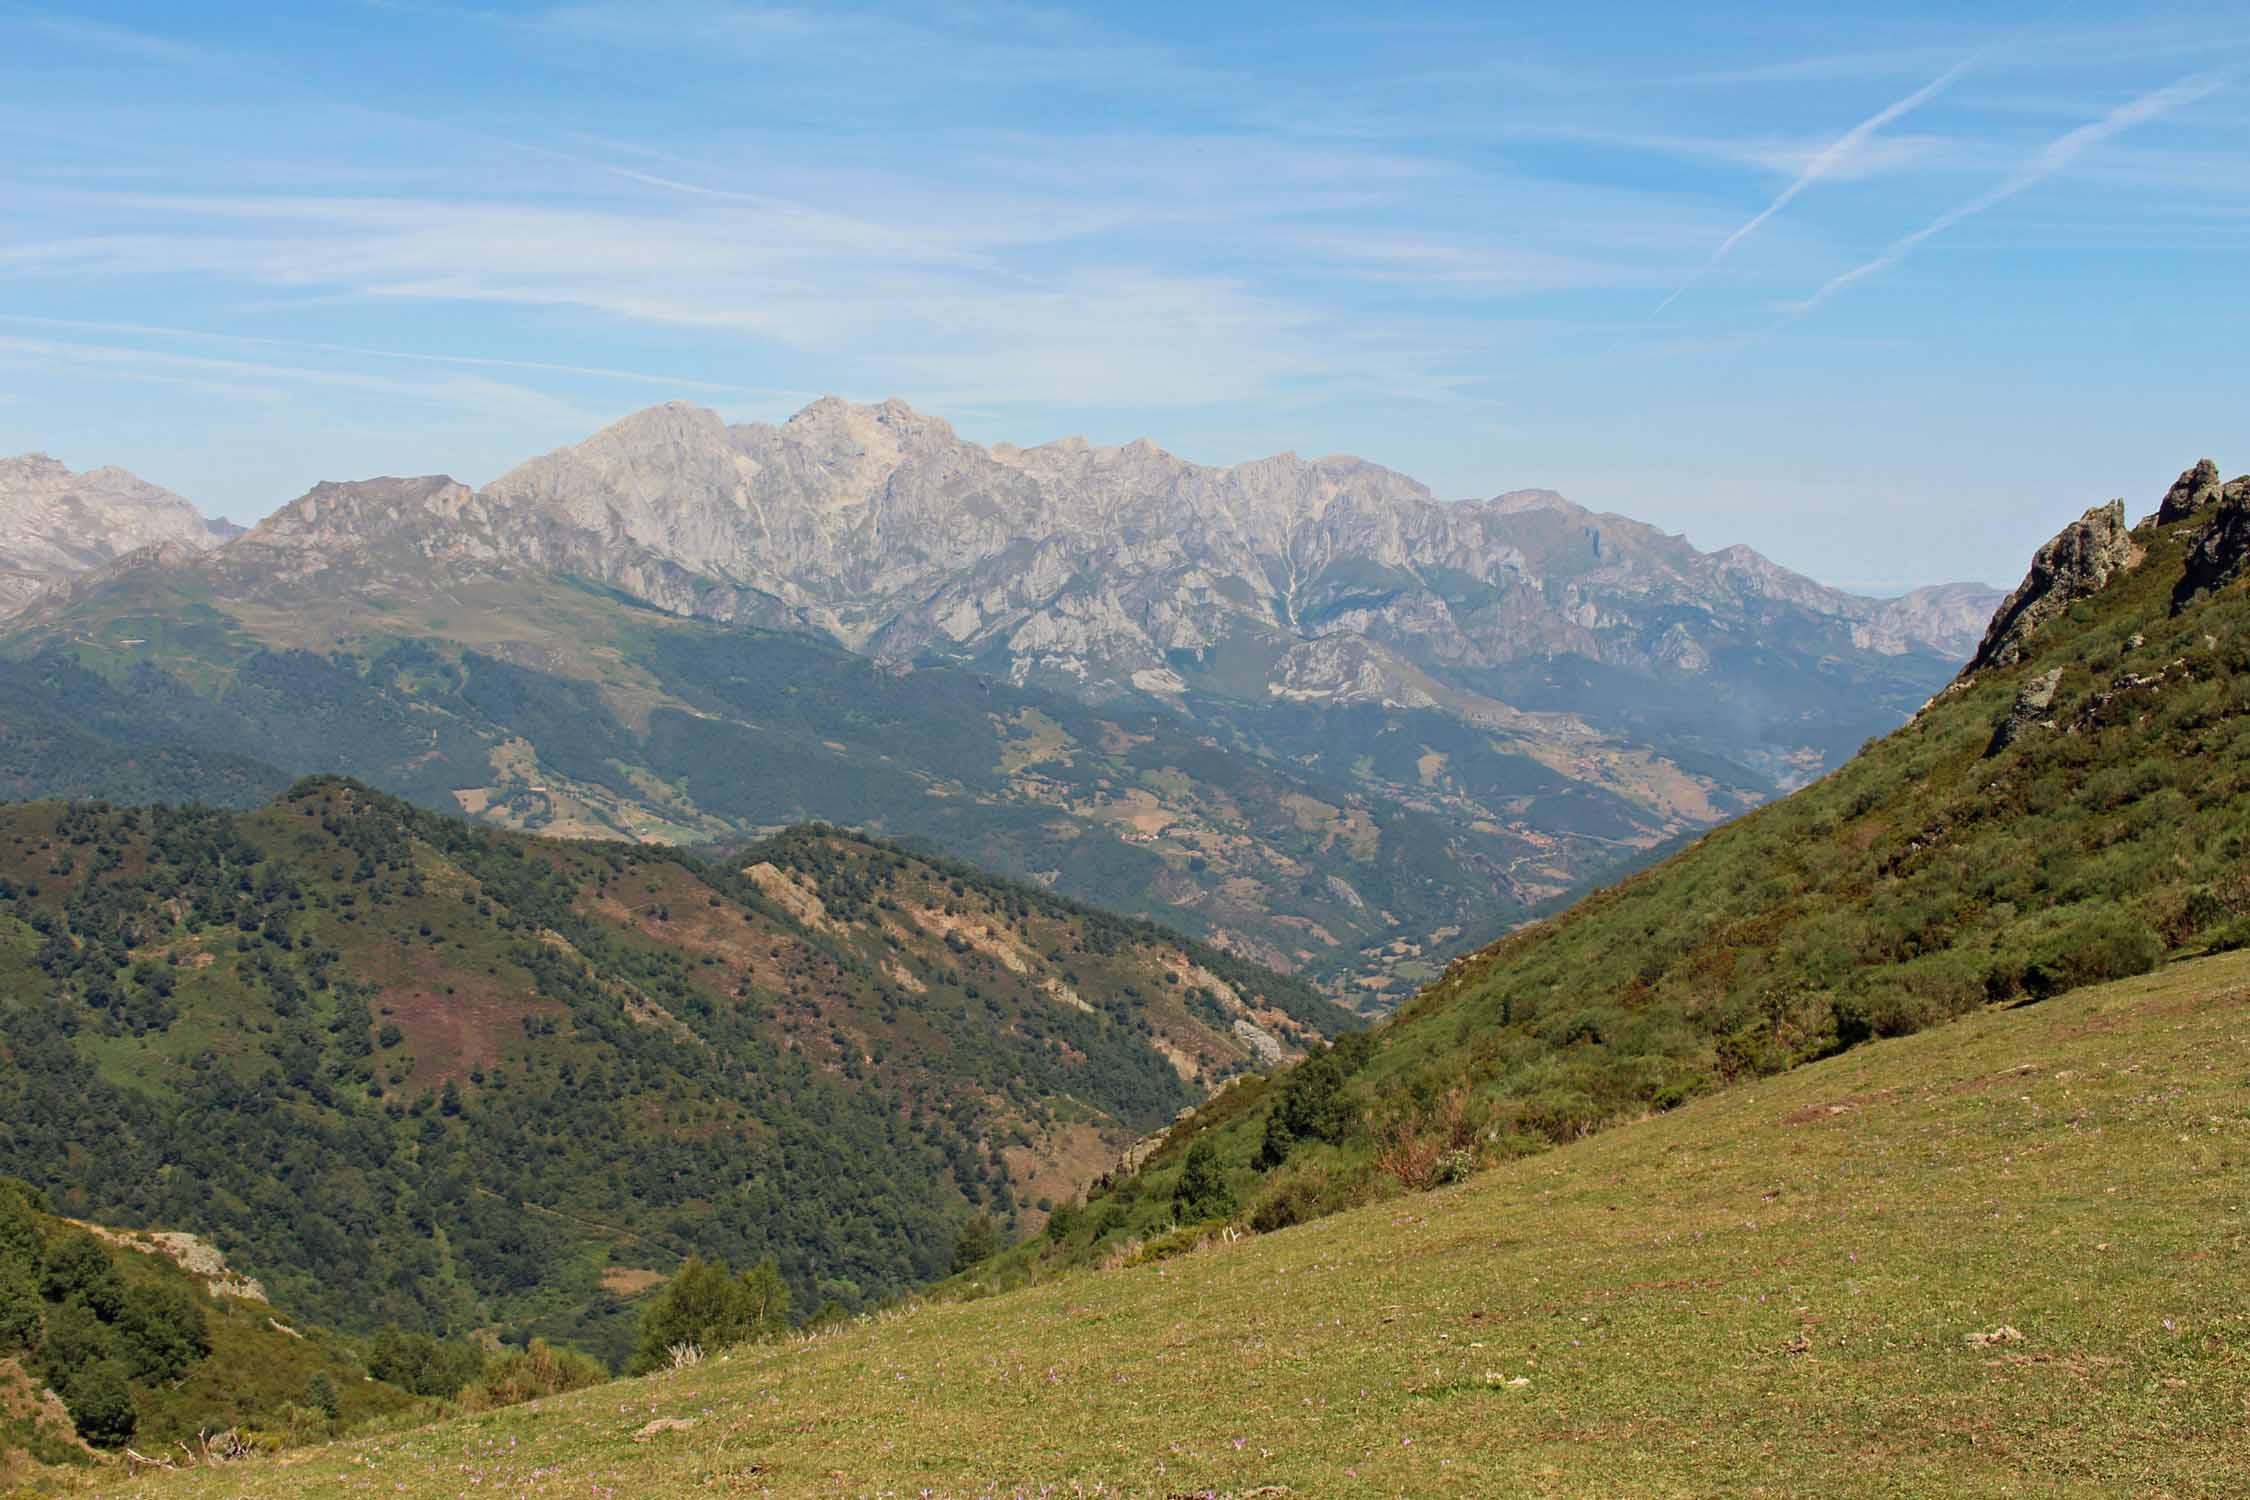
0 780 1347 1368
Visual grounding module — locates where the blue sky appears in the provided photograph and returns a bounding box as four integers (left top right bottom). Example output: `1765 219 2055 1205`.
3 2 2246 590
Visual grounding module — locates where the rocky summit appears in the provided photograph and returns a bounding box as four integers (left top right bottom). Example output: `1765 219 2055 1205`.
1963 498 2141 675
0 453 237 617
473 398 2000 700
95 395 1997 796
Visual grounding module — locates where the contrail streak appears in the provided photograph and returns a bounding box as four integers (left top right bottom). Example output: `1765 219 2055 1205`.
1788 70 2229 317
1655 53 1979 314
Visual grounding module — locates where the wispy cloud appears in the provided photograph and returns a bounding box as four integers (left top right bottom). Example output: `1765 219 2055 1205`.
1788 71 2233 316
535 0 1211 94
3 2 207 63
0 314 797 398
1656 53 1979 312
0 333 594 423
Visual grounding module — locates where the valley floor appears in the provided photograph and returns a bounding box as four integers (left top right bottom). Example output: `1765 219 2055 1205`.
142 953 2249 1498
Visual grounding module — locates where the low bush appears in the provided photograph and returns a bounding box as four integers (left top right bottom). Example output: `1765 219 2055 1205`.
1121 1221 1231 1267
628 1257 790 1375
368 1326 486 1398
1373 1087 1489 1185
462 1340 606 1411
1249 1169 1333 1233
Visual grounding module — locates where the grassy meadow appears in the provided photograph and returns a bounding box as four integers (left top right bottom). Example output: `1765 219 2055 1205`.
132 949 2250 1498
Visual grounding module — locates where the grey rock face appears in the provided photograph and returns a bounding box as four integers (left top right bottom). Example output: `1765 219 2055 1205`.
1965 500 2140 675
43 400 1999 698
2155 459 2225 526
0 454 234 617
1856 583 2013 658
2174 482 2250 612
1987 665 2065 754
463 398 1999 694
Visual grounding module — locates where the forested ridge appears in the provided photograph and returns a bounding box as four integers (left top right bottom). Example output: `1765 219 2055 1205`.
0 779 1347 1368
0 583 1552 1000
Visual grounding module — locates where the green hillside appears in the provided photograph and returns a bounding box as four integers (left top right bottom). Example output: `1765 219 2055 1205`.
0 567 1685 1002
0 575 1566 1007
0 779 1347 1369
1010 469 2250 1255
133 950 2250 1497
0 1177 422 1485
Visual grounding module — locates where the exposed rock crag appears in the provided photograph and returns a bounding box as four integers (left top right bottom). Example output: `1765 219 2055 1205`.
2155 459 2225 526
1965 500 2140 675
2174 482 2250 612
1987 666 2064 755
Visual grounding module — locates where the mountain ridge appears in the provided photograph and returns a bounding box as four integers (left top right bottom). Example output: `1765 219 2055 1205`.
1 402 2006 1003
0 454 237 619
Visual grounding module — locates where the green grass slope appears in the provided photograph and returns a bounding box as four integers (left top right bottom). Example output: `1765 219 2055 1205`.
139 951 2250 1498
0 780 1346 1368
1016 469 2250 1253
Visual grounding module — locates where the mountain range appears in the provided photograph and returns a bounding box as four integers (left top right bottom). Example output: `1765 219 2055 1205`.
0 399 2001 1004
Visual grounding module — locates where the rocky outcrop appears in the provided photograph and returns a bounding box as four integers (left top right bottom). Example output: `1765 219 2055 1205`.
1987 666 2064 755
0 453 234 617
2173 485 2250 612
2154 459 2225 525
1963 500 2139 675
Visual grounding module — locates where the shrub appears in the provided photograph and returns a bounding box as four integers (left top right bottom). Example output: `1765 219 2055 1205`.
115 1280 210 1383
37 1298 114 1393
1513 1086 1604 1145
367 1326 486 1398
1374 1087 1489 1185
1172 1141 1237 1223
950 1214 1001 1274
1995 905 2163 1001
628 1257 790 1375
1122 1221 1231 1267
39 1234 124 1321
0 1258 42 1353
463 1339 605 1410
1832 988 1931 1051
1248 1169 1332 1233
0 1180 44 1274
1712 1024 1788 1083
62 1357 137 1449
1255 1049 1353 1169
